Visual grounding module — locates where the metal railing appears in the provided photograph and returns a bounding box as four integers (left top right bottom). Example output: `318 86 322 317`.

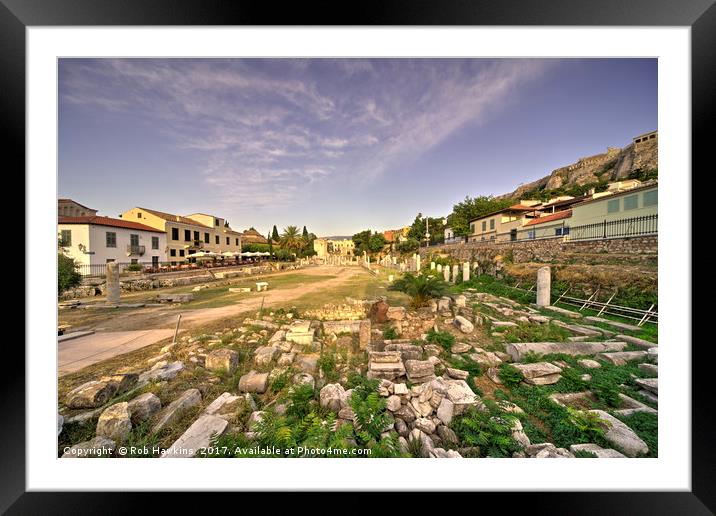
424 214 657 246
504 281 657 326
565 214 657 242
126 245 145 255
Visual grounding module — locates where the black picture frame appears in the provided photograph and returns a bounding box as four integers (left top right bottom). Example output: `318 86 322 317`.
5 0 710 512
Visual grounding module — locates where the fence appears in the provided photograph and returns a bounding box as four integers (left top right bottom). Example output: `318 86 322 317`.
565 214 657 242
423 214 657 247
508 281 657 326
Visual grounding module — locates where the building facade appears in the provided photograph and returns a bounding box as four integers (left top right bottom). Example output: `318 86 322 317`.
121 207 241 264
58 199 98 218
468 201 542 242
518 210 573 240
569 183 658 227
58 216 167 267
313 238 355 258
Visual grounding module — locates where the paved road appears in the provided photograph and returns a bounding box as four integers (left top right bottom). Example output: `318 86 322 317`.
58 329 175 377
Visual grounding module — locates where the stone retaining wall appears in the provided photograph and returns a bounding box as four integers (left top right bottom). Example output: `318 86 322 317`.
61 263 303 300
420 235 657 265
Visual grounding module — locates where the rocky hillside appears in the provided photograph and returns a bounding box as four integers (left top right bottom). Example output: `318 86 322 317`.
500 131 658 200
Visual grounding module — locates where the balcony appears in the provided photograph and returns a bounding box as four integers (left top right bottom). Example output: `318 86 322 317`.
126 244 146 256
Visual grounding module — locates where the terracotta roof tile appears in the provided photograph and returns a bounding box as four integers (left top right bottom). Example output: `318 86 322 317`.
58 216 165 233
524 210 572 226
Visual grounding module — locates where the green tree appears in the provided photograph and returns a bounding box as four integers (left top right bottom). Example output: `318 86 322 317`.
58 253 82 294
352 230 387 254
395 237 420 254
302 226 309 238
271 225 279 242
447 196 513 237
407 214 448 244
279 226 302 253
267 232 273 256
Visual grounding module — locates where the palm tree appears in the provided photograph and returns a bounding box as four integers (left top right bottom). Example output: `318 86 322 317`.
388 273 449 308
279 226 302 253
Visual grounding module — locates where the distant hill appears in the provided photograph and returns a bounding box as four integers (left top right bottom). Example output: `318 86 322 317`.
499 130 658 200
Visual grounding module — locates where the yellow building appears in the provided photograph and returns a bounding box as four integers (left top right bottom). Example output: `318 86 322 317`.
468 201 542 242
313 238 355 258
121 207 242 264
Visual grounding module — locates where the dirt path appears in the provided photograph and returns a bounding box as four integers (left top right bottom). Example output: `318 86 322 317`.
69 265 367 332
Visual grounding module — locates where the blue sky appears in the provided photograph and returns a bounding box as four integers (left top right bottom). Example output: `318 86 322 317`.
59 58 657 236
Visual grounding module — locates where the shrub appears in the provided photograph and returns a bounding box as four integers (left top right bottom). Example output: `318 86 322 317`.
498 363 523 388
451 405 522 458
125 263 142 272
566 407 609 442
383 327 399 340
388 273 449 308
318 352 339 383
58 253 82 294
425 328 455 351
348 375 392 445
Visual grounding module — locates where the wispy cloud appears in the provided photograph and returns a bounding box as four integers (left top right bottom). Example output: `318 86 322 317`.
60 58 551 210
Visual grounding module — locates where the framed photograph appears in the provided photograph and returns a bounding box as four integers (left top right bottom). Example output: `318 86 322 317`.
7 0 710 512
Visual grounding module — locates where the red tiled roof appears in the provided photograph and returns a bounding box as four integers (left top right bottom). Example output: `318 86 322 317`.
524 210 572 227
58 216 165 233
509 203 542 211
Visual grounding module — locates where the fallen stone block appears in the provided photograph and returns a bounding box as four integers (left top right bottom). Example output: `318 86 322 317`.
404 359 436 383
96 402 132 444
65 380 118 409
569 443 626 458
205 348 239 373
589 410 649 457
453 315 474 334
513 362 563 385
584 316 640 332
505 341 626 362
127 393 162 424
635 377 658 395
138 361 184 385
595 351 648 366
151 388 202 435
238 371 269 393
161 414 228 458
616 334 657 349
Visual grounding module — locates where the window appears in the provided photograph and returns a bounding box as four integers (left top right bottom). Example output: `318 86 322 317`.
643 190 658 207
193 231 200 241
215 219 220 226
184 229 191 241
226 237 230 245
489 219 495 230
204 232 210 243
130 234 139 246
152 236 159 249
480 236 485 241
137 212 142 218
106 258 115 263
563 227 570 235
470 223 475 234
179 250 185 257
170 249 176 257
106 231 116 248
131 258 138 264
607 199 620 213
236 238 239 246
215 235 219 244
528 230 536 240
188 249 195 255
171 228 179 240
481 221 486 232
59 229 72 246
624 195 638 210
555 228 563 236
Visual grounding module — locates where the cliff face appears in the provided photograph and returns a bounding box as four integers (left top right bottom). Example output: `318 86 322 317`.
501 132 658 199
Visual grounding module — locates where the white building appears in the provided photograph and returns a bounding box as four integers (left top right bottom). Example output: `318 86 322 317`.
58 216 167 270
